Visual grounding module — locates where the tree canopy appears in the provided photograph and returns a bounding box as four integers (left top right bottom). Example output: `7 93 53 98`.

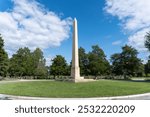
50 55 69 77
0 34 8 77
144 60 150 76
88 45 110 76
145 32 150 52
111 45 143 77
9 47 47 78
79 45 110 76
79 47 89 75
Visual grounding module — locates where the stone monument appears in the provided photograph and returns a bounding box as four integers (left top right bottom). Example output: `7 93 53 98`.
71 18 84 82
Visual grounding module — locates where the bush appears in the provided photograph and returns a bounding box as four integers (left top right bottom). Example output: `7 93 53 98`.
55 76 72 81
0 76 4 80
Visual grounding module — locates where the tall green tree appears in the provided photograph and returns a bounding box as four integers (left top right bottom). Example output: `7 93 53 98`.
145 32 150 52
32 48 47 78
50 55 69 77
9 47 32 76
111 45 143 78
145 60 150 76
79 47 89 75
0 34 8 77
144 32 150 76
110 53 123 75
9 47 47 78
88 45 110 76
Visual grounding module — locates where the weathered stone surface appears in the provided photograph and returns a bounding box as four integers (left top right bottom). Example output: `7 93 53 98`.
71 18 84 82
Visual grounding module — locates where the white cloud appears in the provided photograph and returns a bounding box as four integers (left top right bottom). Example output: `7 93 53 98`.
128 28 150 52
105 0 150 52
45 55 54 66
112 40 122 45
0 0 72 56
105 0 150 31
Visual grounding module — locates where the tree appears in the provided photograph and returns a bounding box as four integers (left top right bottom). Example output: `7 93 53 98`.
145 32 150 52
9 47 32 77
136 63 144 77
88 45 110 77
79 47 89 75
32 48 47 78
34 58 47 79
111 45 143 78
0 34 8 77
9 47 47 78
50 55 69 77
145 32 150 63
110 53 123 75
145 60 150 76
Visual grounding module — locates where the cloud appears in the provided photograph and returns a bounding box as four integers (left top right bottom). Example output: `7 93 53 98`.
105 0 150 52
112 40 122 45
45 55 54 66
0 0 72 56
128 28 150 52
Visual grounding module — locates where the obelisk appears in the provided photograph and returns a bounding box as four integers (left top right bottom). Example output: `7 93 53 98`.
71 18 84 82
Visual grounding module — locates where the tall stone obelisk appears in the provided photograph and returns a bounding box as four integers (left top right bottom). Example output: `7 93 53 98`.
71 18 84 82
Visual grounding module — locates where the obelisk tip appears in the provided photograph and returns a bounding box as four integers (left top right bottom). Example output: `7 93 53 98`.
74 18 77 21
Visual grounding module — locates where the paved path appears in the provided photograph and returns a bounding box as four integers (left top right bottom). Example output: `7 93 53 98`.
0 79 52 84
98 93 150 100
1 93 150 100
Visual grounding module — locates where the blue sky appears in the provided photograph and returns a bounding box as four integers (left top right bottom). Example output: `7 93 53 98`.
0 0 149 65
40 0 127 63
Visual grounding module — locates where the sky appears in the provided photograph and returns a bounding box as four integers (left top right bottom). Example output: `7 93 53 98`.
0 0 149 65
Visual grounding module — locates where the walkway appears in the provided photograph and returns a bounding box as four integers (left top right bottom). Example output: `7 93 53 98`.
1 93 150 100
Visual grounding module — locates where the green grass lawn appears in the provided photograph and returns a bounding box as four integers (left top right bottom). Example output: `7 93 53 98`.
0 80 150 98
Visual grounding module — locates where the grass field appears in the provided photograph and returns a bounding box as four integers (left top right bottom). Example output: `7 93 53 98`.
0 80 150 98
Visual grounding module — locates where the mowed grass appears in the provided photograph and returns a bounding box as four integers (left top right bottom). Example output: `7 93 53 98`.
0 80 150 98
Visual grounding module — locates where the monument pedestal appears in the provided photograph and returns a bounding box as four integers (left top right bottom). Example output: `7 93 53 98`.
72 78 95 83
73 76 84 82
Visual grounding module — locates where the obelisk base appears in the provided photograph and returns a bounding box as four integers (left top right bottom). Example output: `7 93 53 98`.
71 77 95 83
73 76 84 83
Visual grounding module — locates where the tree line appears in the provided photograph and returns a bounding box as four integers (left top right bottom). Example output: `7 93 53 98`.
0 33 150 79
